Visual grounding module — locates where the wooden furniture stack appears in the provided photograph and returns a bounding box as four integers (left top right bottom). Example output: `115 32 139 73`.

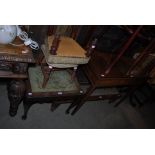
1 25 155 119
66 26 155 115
40 35 96 88
21 25 98 119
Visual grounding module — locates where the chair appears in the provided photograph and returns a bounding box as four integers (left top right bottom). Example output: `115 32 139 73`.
40 25 97 88
66 26 155 115
21 26 98 119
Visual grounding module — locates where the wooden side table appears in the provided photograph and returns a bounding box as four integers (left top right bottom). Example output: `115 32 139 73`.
0 38 35 116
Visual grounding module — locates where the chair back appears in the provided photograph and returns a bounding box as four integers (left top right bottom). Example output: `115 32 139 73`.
100 26 155 79
48 25 80 40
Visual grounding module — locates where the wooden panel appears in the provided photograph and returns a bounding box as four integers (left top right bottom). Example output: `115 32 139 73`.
0 70 27 78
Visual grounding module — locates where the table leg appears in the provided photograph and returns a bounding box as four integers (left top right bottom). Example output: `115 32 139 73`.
7 80 25 117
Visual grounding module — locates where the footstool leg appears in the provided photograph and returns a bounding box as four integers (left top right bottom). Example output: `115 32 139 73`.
22 101 34 120
71 85 95 115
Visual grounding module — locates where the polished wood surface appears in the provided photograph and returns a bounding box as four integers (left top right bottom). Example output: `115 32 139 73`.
0 70 27 78
0 37 35 63
0 37 35 78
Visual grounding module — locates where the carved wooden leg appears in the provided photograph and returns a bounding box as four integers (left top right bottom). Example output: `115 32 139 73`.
7 80 26 117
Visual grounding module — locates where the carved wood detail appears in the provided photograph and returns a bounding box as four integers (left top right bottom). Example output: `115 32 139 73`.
0 61 28 74
7 80 26 117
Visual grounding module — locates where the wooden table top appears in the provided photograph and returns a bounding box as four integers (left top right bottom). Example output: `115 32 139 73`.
0 37 35 63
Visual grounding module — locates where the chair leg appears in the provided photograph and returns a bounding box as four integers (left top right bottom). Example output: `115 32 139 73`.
70 85 95 115
22 100 34 120
129 94 137 107
71 102 85 115
42 66 52 88
66 96 81 114
51 102 61 112
114 93 129 107
108 94 121 104
71 67 77 80
66 67 77 81
133 94 144 107
114 86 137 107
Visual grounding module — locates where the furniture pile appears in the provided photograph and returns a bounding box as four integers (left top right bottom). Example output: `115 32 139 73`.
1 25 155 119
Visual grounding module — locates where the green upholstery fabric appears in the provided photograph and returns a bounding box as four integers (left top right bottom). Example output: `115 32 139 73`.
28 67 80 93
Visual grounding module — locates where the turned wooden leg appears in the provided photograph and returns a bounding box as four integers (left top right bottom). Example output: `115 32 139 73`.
7 80 26 117
66 67 77 82
71 67 77 80
71 85 95 115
